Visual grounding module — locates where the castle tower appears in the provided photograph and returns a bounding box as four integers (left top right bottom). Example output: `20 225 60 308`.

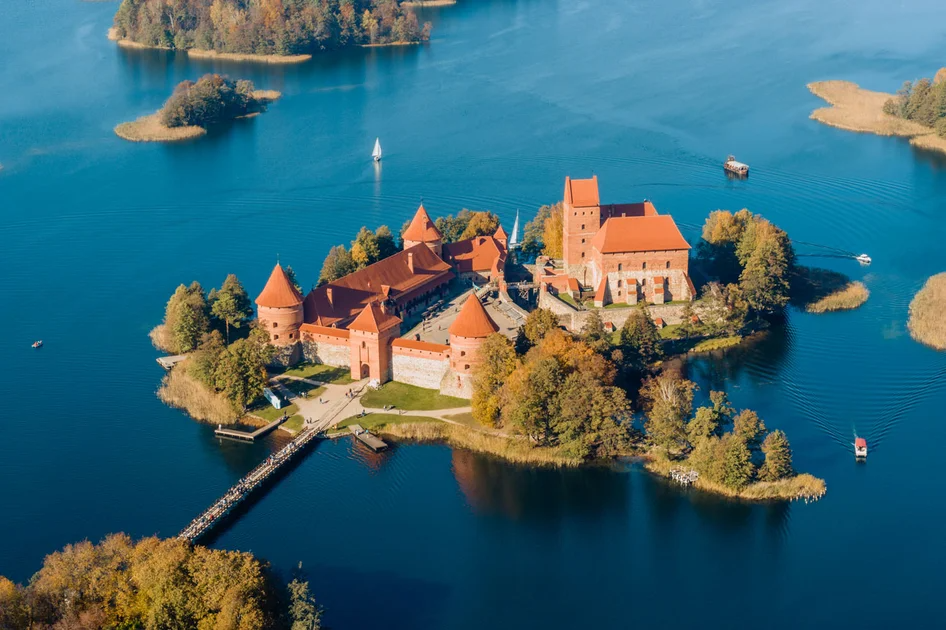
347 301 402 382
493 224 508 250
561 175 601 273
402 204 443 257
255 263 304 346
448 293 500 376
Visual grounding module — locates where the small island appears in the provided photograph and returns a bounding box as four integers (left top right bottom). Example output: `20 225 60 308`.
908 272 946 350
115 74 280 143
808 69 946 155
110 0 432 62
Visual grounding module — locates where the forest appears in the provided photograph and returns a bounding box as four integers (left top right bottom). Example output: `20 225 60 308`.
113 0 431 56
883 73 946 138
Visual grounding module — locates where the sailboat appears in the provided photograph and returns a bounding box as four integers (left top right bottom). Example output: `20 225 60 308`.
372 137 382 162
509 209 520 249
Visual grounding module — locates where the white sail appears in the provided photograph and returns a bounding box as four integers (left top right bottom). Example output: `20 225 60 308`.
510 209 520 248
372 137 382 161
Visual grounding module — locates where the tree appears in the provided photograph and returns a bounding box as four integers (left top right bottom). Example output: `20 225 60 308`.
581 309 610 354
759 430 794 481
459 211 500 240
502 355 561 445
641 371 696 453
211 274 253 343
162 282 211 354
732 409 766 451
319 245 356 284
189 330 226 387
520 203 555 260
471 334 518 427
351 226 381 268
720 433 755 490
160 74 263 128
285 265 302 293
523 308 560 346
375 225 398 259
215 327 274 410
618 307 662 370
434 209 472 243
541 203 563 258
287 578 323 630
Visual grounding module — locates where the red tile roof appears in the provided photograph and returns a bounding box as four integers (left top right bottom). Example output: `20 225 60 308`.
256 264 303 308
303 244 453 328
590 216 690 254
392 338 450 353
348 301 401 333
402 204 442 242
594 278 608 303
449 294 499 338
566 277 580 291
442 236 506 274
299 323 350 339
564 175 599 207
494 225 508 240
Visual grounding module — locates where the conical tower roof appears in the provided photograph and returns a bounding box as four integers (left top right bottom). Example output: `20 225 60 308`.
449 294 499 338
255 264 303 308
494 225 508 241
402 204 443 242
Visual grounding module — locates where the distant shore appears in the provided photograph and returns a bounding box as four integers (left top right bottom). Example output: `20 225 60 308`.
401 0 456 7
109 27 312 64
808 81 946 155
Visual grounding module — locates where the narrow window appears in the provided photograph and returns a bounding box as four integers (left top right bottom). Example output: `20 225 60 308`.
642 262 647 270
461 350 466 357
274 334 279 340
581 238 586 244
273 322 278 328
617 280 622 288
618 263 623 271
464 364 470 370
362 341 366 348
581 252 585 258
666 261 671 269
581 224 585 230
289 333 294 339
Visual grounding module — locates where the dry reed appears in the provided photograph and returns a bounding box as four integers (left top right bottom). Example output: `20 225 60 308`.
157 364 239 424
186 49 311 64
251 90 282 102
645 458 826 502
378 422 582 467
806 281 869 313
908 272 946 350
115 114 206 143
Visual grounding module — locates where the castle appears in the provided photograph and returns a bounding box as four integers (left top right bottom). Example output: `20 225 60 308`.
255 204 506 397
536 175 694 307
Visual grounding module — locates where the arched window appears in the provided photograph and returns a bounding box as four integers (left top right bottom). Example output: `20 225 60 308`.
362 341 366 348
642 262 647 270
464 364 470 370
274 334 279 340
618 263 623 271
460 350 466 357
581 224 585 230
666 261 671 269
289 333 294 339
581 252 585 258
272 322 278 328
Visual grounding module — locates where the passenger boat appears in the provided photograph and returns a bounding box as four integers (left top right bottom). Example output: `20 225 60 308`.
855 253 872 265
372 137 382 162
724 155 749 177
32 340 43 348
854 437 867 459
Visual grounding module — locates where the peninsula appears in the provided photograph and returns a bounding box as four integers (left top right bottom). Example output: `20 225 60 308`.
154 176 828 502
110 0 431 62
908 272 946 350
115 74 280 143
808 70 946 155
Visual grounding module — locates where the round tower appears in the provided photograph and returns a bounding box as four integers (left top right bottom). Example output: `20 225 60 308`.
402 203 443 257
448 293 500 375
255 263 304 346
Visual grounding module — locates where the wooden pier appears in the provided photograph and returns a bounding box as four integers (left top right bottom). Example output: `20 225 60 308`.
348 424 388 452
156 355 186 370
178 426 321 542
214 416 284 442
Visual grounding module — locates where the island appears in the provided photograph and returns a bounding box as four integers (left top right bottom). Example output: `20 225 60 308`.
110 0 432 62
115 74 280 143
908 272 946 350
153 176 834 503
808 68 946 155
0 534 322 629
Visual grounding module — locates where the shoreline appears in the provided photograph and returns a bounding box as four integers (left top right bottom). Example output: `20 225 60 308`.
807 80 946 155
402 0 456 6
115 113 206 143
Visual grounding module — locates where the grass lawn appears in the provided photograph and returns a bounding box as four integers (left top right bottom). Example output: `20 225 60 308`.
690 336 742 353
247 401 298 422
277 363 354 384
281 415 305 433
360 382 469 411
556 293 579 308
282 380 326 399
336 413 438 430
659 323 682 339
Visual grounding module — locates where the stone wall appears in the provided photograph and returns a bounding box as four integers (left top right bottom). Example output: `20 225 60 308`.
538 291 691 332
439 368 473 399
392 352 450 390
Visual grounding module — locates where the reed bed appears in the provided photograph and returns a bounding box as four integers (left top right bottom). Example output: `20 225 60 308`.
908 272 946 350
690 335 742 353
379 422 582 467
157 364 239 424
186 49 311 64
646 458 826 502
115 114 205 143
806 281 869 313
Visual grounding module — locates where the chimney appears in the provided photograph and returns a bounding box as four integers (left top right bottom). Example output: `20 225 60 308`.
407 252 414 273
326 287 333 307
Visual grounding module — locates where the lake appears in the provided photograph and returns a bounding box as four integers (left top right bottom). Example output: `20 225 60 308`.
1 0 945 627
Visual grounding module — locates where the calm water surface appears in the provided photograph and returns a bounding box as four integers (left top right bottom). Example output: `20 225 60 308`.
2 0 946 628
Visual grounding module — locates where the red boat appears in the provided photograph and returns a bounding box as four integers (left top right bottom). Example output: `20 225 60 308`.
854 437 867 459
32 340 43 349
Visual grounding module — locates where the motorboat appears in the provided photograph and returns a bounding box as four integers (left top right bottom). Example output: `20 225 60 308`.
855 254 871 264
724 155 749 176
32 340 43 349
854 437 867 459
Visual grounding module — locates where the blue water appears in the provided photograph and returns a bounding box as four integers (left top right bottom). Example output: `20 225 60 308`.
2 0 945 627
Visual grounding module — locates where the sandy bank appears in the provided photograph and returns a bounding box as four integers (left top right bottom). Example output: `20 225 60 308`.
808 81 946 154
115 114 206 143
186 49 311 64
401 0 456 6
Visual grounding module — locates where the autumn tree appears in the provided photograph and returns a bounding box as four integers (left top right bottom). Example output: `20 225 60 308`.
733 409 767 452
459 211 500 240
522 307 560 346
541 203 564 258
287 578 323 630
759 430 794 481
520 203 556 260
351 226 382 268
641 371 696 454
618 307 662 371
434 209 473 243
210 273 253 343
581 309 611 354
471 334 518 427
